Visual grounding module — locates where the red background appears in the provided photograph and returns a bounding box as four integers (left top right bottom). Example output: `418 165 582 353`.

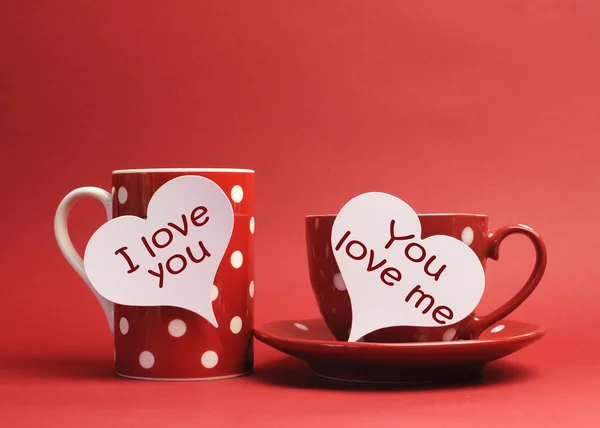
1 1 599 426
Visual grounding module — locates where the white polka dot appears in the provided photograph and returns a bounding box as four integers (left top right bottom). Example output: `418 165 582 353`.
117 186 128 204
415 333 429 342
332 307 337 314
230 316 243 334
294 322 308 331
315 218 319 229
249 280 254 298
249 217 255 234
231 185 244 203
333 273 347 291
461 227 474 246
139 351 155 369
230 250 243 268
491 324 505 333
168 319 187 337
211 284 219 301
119 317 129 335
442 328 457 342
201 350 219 369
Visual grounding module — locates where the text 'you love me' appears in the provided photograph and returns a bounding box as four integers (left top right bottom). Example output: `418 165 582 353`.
331 192 485 342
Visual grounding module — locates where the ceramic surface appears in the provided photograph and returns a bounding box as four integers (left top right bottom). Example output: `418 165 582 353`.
254 318 545 384
55 168 255 380
306 214 547 343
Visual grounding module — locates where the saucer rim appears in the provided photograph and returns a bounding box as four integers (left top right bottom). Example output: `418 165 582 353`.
254 318 546 350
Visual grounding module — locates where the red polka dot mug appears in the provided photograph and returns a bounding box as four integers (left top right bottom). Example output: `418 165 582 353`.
306 213 547 343
54 168 255 380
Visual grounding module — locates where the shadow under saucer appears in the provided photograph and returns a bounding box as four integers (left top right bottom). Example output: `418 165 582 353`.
252 356 541 391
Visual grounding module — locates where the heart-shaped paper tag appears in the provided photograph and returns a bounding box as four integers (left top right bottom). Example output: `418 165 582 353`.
331 192 486 342
83 175 234 327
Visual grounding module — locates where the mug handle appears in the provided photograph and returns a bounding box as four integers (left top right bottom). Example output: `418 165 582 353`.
54 187 115 333
464 224 547 339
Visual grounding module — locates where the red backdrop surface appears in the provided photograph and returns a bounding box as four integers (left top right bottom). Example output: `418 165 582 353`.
1 1 599 426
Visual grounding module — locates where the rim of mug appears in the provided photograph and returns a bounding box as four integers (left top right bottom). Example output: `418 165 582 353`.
112 168 255 174
306 213 488 219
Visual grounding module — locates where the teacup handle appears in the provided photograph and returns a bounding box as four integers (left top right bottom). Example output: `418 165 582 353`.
54 187 115 333
465 224 547 339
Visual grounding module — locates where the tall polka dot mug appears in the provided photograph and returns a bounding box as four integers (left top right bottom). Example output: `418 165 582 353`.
54 168 255 381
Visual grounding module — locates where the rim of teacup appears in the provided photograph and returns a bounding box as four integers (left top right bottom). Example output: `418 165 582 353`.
112 168 255 174
306 213 488 219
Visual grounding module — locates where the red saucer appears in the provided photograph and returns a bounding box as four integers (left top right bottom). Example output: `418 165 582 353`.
254 318 545 384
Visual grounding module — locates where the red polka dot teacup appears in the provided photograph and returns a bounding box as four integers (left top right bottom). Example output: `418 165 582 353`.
306 213 547 343
55 168 255 380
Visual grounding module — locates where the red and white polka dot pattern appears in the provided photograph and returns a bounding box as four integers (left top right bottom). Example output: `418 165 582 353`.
305 213 546 343
305 214 489 343
111 170 255 380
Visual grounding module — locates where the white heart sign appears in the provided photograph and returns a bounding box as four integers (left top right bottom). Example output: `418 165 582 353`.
331 192 486 342
83 176 234 327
